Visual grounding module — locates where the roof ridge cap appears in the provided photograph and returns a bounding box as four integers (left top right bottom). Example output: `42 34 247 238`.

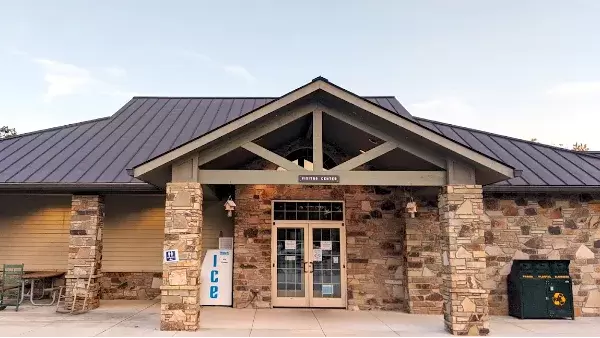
131 96 280 99
130 95 397 99
414 116 600 160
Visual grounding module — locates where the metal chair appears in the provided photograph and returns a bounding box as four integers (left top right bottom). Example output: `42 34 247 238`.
56 262 95 314
0 264 24 311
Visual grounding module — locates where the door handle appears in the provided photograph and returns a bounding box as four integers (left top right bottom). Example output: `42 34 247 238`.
303 262 309 273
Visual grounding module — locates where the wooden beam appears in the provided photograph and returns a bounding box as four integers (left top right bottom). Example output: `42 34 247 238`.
305 118 313 139
242 142 306 171
446 158 476 185
329 142 397 171
324 108 447 169
312 111 323 171
196 105 314 166
198 170 446 186
171 157 195 182
171 153 200 182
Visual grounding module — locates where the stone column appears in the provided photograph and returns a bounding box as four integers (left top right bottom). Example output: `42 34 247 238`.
161 183 202 331
64 195 104 311
439 185 489 336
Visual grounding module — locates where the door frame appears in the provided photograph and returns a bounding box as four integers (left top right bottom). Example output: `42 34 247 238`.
307 222 347 308
270 200 346 308
270 222 310 307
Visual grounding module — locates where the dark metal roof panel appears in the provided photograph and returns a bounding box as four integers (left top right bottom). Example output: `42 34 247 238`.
191 99 226 140
433 123 471 147
93 98 186 183
491 135 565 185
0 130 61 175
417 120 443 134
415 118 600 187
42 98 150 183
0 134 42 165
1 94 599 189
23 118 112 182
146 99 202 166
532 146 600 185
79 98 175 183
366 97 415 121
6 121 97 183
171 99 214 150
511 141 583 185
450 128 502 161
0 123 81 182
0 137 21 154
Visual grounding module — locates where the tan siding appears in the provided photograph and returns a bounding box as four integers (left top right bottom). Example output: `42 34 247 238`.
0 195 71 271
202 201 234 257
102 196 234 272
103 195 165 272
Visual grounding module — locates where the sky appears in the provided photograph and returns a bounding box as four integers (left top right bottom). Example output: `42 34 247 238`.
1 0 600 149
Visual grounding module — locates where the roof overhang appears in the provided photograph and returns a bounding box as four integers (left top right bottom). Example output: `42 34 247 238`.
0 183 161 193
132 77 516 185
484 185 600 193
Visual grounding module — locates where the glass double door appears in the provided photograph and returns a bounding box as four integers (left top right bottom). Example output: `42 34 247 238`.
272 222 346 308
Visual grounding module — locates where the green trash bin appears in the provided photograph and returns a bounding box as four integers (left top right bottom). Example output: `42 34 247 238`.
508 260 574 319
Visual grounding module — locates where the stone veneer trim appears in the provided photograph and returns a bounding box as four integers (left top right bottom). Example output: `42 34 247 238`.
64 195 105 312
160 183 202 331
100 272 162 300
439 185 490 336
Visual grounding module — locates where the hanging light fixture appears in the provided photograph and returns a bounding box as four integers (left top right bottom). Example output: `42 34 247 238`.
405 189 417 218
224 196 237 217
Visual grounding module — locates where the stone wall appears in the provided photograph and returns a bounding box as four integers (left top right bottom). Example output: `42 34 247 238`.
233 184 409 310
101 272 162 300
405 204 444 314
483 193 600 317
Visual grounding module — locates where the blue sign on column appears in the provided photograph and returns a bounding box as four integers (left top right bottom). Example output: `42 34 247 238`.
164 249 179 263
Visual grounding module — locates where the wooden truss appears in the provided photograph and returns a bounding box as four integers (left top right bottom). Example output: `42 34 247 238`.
179 103 453 186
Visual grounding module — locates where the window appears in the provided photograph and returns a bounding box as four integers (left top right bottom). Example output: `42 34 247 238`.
273 201 343 221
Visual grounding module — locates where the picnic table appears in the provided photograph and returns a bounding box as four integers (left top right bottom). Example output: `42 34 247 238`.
21 271 66 306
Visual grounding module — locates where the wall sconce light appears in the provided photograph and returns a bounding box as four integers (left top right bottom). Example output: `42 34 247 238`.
406 201 417 218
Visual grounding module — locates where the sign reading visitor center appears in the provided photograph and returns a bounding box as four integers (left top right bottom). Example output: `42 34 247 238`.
298 175 340 183
164 249 179 263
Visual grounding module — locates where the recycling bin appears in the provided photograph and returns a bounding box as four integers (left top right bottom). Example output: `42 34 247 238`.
507 260 574 319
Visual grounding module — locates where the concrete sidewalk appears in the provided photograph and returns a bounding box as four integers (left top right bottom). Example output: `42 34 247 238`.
1 300 599 337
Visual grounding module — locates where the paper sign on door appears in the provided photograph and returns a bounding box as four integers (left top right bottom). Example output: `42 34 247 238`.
313 249 323 262
333 256 339 264
285 256 296 261
285 240 296 250
322 284 333 295
321 241 332 250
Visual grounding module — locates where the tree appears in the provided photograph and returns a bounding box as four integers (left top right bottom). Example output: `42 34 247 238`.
0 126 16 138
530 137 590 152
572 142 589 152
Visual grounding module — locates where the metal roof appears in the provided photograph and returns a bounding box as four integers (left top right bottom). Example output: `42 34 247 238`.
0 96 598 188
416 118 600 187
